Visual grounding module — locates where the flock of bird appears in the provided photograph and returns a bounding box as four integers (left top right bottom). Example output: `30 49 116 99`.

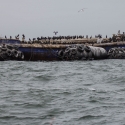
4 33 103 43
5 34 25 40
4 31 59 41
4 33 104 44
3 32 109 45
3 7 87 42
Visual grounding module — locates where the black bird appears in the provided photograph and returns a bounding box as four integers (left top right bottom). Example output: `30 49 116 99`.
28 38 32 44
33 38 36 41
53 31 58 35
37 37 41 41
10 36 12 39
5 35 7 39
17 34 19 37
22 34 25 38
98 34 102 38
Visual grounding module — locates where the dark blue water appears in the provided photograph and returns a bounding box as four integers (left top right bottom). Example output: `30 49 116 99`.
0 60 125 125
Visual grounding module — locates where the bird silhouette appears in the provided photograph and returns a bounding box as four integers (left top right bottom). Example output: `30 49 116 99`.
53 31 58 35
5 35 7 39
78 8 87 12
33 38 36 41
22 34 25 38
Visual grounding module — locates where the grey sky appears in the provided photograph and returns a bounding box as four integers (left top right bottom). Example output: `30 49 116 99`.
0 0 125 40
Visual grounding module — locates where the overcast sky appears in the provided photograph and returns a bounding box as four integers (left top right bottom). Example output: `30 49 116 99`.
0 0 125 40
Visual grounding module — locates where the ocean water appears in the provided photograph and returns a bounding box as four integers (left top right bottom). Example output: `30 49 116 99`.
0 60 125 125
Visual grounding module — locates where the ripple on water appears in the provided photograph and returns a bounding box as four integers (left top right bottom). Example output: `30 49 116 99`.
0 60 125 125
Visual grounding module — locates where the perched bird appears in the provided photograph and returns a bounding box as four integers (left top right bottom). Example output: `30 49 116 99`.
53 31 58 35
118 30 120 34
10 36 12 39
22 34 25 38
33 38 36 41
22 34 25 42
98 34 102 38
37 37 41 41
16 34 19 39
28 38 32 44
5 35 7 39
78 8 87 12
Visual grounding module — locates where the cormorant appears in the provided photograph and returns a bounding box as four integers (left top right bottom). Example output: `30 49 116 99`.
22 34 25 38
33 38 36 41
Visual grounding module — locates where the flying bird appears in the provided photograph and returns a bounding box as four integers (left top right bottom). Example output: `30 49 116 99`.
53 31 58 35
78 8 87 12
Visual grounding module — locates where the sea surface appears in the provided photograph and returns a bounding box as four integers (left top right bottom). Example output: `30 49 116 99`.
0 60 125 125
